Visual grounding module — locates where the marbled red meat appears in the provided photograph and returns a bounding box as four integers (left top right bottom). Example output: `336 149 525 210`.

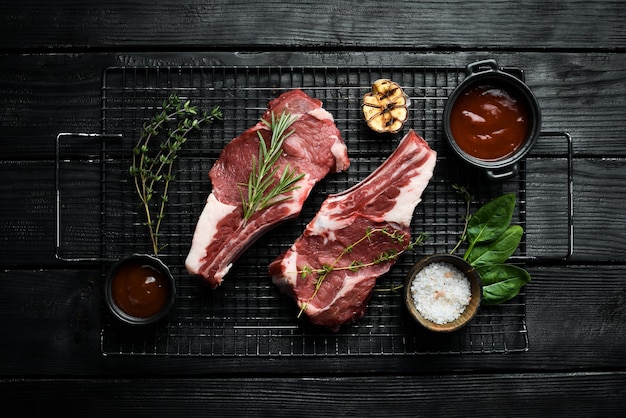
268 130 436 331
186 90 350 288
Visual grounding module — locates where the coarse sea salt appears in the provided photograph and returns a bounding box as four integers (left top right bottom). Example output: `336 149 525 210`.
410 261 472 324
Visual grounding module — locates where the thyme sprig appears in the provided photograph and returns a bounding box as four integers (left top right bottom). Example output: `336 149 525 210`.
296 227 427 317
130 94 222 255
450 183 474 254
240 110 305 222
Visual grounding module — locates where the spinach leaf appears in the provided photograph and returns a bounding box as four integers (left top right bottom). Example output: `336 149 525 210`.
452 190 531 306
477 264 531 305
467 225 523 267
475 264 531 286
466 193 515 246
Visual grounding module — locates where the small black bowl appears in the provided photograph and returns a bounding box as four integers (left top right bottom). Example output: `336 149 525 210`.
104 254 176 326
443 59 542 180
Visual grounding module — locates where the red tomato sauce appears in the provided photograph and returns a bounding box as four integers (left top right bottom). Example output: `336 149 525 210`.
449 84 529 160
111 261 171 318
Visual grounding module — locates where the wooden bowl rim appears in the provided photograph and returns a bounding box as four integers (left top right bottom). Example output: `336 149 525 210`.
404 254 481 332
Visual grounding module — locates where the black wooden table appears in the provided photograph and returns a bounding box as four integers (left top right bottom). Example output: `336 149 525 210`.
1 1 625 416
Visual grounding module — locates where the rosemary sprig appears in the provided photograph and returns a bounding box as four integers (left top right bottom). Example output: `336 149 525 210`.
240 110 305 222
130 94 222 255
296 227 427 317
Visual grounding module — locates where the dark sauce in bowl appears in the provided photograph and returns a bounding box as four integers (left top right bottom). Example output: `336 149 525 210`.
443 59 542 180
111 261 171 318
449 84 530 161
105 254 175 325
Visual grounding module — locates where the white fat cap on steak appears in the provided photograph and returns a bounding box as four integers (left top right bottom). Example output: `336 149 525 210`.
271 249 299 288
185 193 238 274
307 107 334 122
382 145 437 227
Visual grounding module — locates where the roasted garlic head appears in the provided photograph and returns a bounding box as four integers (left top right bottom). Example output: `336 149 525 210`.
362 79 409 133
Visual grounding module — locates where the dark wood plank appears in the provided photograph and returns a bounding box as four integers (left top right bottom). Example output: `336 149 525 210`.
1 1 625 51
0 54 112 159
0 161 57 265
2 52 625 161
2 373 625 417
573 158 626 260
524 265 626 370
1 266 624 375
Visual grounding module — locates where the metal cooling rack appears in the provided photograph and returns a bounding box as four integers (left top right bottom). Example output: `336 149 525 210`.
57 65 573 356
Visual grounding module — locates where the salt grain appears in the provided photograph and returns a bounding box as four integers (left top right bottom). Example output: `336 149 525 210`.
410 262 472 324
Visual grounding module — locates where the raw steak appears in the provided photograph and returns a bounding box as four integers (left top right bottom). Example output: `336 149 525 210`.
186 90 350 288
268 129 436 331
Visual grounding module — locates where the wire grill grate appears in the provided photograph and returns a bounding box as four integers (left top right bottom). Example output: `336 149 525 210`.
94 65 543 356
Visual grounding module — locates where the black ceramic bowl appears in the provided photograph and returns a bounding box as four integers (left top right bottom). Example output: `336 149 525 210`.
104 254 176 326
443 59 542 180
404 254 481 332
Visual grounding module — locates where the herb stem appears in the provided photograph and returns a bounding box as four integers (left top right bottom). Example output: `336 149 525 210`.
450 184 473 255
130 95 222 255
296 228 426 317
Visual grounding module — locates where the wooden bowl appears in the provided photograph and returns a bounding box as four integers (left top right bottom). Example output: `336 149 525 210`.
404 254 481 332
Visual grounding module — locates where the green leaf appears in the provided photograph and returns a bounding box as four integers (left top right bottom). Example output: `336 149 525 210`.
467 225 523 266
300 265 312 279
476 264 531 286
477 264 531 305
466 193 516 245
349 260 363 272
